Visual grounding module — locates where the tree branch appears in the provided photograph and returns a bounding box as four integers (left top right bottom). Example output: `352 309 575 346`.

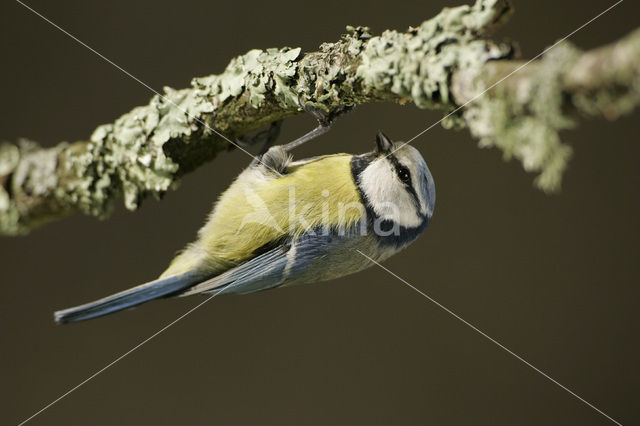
451 27 640 190
1 0 639 235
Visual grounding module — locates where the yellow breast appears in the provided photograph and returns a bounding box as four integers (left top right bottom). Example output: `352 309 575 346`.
161 154 364 277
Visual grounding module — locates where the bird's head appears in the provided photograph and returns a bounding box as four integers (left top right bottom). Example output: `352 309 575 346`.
353 131 435 234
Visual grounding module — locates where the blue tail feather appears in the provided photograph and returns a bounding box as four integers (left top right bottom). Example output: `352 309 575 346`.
54 271 204 324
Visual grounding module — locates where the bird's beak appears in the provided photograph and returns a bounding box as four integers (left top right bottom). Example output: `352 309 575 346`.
376 130 393 154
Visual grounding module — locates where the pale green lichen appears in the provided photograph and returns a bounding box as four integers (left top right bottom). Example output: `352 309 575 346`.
0 143 21 234
569 28 640 119
13 139 67 198
62 82 218 215
295 26 372 109
0 140 69 234
357 0 512 112
193 46 302 110
463 43 580 192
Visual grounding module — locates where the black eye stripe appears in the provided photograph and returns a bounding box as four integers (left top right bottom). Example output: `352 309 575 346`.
387 155 412 185
387 154 422 213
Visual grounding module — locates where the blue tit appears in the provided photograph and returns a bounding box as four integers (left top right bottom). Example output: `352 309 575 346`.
54 130 435 323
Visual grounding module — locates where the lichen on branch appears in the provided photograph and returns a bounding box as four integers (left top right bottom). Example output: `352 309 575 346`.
451 27 640 191
1 0 639 235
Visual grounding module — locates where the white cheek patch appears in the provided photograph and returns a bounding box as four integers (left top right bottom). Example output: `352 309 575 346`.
359 158 422 228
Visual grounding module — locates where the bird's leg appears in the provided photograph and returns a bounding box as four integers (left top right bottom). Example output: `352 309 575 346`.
281 97 354 152
235 120 283 166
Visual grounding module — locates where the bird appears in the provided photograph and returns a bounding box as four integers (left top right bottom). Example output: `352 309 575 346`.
54 128 435 324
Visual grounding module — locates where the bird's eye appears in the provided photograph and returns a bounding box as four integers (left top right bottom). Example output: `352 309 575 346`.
397 167 411 184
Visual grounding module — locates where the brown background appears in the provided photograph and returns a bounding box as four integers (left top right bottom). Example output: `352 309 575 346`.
1 1 638 425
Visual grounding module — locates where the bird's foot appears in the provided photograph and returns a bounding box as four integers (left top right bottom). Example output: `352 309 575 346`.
281 95 355 152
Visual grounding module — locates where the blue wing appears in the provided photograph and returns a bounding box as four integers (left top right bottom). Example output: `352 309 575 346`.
181 232 351 296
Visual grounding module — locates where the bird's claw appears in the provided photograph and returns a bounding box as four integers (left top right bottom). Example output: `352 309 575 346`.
298 94 355 127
